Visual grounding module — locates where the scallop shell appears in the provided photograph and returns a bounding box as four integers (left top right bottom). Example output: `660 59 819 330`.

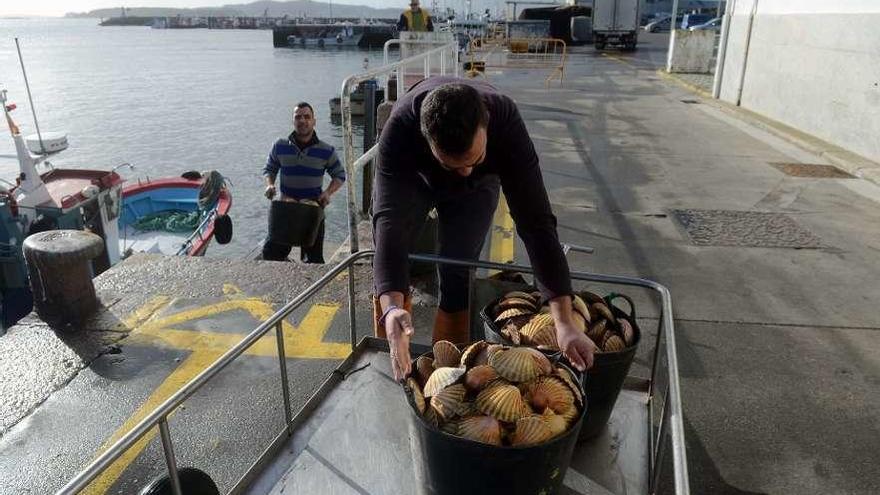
440 418 460 435
431 384 468 421
560 403 579 424
619 318 635 346
586 318 608 344
501 326 522 345
524 376 575 415
542 408 568 437
475 383 527 422
489 347 544 383
497 297 538 312
415 356 435 387
407 377 426 414
504 291 537 303
581 291 606 306
423 404 442 428
530 291 543 302
527 325 559 350
423 366 465 397
571 311 588 333
460 340 488 368
572 295 591 324
433 340 462 368
511 416 553 446
458 415 503 446
554 366 584 408
494 307 533 323
523 347 554 376
591 302 616 325
465 365 499 391
602 334 626 353
519 313 554 340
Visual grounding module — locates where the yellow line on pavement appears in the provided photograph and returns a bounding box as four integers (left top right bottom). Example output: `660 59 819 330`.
82 349 223 495
117 295 171 331
490 192 515 273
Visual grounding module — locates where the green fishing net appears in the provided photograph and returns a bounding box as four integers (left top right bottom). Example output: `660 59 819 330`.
132 210 202 233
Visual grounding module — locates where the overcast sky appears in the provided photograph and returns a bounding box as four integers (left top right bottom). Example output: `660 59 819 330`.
1 0 506 18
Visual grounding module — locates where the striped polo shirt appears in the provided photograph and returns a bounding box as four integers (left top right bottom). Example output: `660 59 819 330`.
263 132 345 200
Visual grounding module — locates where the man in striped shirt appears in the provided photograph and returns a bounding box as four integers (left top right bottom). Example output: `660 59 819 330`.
262 102 345 263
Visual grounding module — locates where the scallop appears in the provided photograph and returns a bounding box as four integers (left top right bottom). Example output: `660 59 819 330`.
572 295 591 324
528 324 559 350
542 408 568 437
475 383 527 423
465 365 499 391
518 313 554 340
619 317 635 346
553 366 584 408
440 418 459 435
602 334 626 353
523 347 554 376
511 416 553 446
494 307 533 324
458 415 503 446
460 340 488 368
406 377 426 414
431 384 468 421
501 326 522 345
423 404 441 428
433 340 462 368
489 347 544 383
586 318 608 344
524 376 575 415
497 297 537 312
504 291 537 303
415 355 435 387
423 366 465 397
591 302 616 325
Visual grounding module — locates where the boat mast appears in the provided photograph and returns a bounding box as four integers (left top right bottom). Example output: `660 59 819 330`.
14 38 46 156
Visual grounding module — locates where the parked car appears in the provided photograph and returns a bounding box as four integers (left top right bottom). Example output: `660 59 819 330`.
689 17 722 31
680 13 714 29
644 16 672 32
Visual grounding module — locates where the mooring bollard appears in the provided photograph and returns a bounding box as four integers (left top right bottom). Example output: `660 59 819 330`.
22 230 105 325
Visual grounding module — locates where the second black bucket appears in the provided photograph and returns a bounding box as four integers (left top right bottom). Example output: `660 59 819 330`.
405 356 586 495
267 200 323 247
479 291 641 440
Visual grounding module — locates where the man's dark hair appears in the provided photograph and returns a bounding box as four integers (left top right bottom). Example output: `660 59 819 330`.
420 84 489 156
293 102 314 116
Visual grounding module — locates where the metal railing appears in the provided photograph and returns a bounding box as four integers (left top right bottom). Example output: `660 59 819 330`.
56 250 689 495
340 41 459 255
468 37 567 87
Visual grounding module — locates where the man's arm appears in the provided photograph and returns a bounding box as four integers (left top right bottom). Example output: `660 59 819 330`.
397 13 408 31
319 149 346 206
263 141 280 199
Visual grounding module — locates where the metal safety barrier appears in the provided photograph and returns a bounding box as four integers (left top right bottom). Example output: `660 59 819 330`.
341 40 458 255
56 250 689 495
467 37 567 87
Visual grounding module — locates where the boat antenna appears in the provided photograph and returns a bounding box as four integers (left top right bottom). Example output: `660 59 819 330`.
14 38 46 155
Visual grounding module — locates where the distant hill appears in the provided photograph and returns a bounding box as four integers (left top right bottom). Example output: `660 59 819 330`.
65 1 403 19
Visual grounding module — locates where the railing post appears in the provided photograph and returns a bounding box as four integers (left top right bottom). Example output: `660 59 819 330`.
158 419 183 495
275 321 293 428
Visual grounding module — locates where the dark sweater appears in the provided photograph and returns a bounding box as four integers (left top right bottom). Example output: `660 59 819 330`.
373 76 572 301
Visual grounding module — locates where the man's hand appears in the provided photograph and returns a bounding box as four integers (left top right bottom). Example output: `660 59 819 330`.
264 185 276 200
317 191 331 207
385 308 415 381
555 322 596 372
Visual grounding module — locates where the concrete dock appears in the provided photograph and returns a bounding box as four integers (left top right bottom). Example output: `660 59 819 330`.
1 33 879 494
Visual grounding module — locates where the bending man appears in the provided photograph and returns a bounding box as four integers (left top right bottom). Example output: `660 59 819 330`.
373 77 597 379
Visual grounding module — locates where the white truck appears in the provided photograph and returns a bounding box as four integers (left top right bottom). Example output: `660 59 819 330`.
592 0 640 51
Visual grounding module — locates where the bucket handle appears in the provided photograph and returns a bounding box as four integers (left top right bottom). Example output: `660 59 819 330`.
605 292 637 321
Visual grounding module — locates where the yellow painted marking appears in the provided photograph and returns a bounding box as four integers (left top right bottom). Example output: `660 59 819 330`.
83 349 223 495
222 283 243 296
84 290 347 493
601 52 637 68
490 192 515 273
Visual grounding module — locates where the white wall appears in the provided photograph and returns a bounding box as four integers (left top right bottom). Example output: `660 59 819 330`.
719 0 880 162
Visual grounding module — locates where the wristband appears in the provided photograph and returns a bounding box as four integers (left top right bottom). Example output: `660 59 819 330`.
379 304 400 327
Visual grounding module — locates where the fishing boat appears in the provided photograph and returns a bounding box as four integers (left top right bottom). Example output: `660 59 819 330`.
0 86 233 330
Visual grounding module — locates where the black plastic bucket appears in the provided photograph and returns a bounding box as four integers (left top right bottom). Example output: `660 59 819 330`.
267 200 324 247
480 291 641 440
405 354 586 495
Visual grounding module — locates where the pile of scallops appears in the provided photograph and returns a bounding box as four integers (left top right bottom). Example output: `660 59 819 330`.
492 291 636 352
405 340 584 447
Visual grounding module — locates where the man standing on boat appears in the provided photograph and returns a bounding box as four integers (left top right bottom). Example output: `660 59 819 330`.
262 102 344 263
372 77 598 380
397 0 434 32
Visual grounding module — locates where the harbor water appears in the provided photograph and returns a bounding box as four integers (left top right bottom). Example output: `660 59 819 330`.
0 18 386 258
